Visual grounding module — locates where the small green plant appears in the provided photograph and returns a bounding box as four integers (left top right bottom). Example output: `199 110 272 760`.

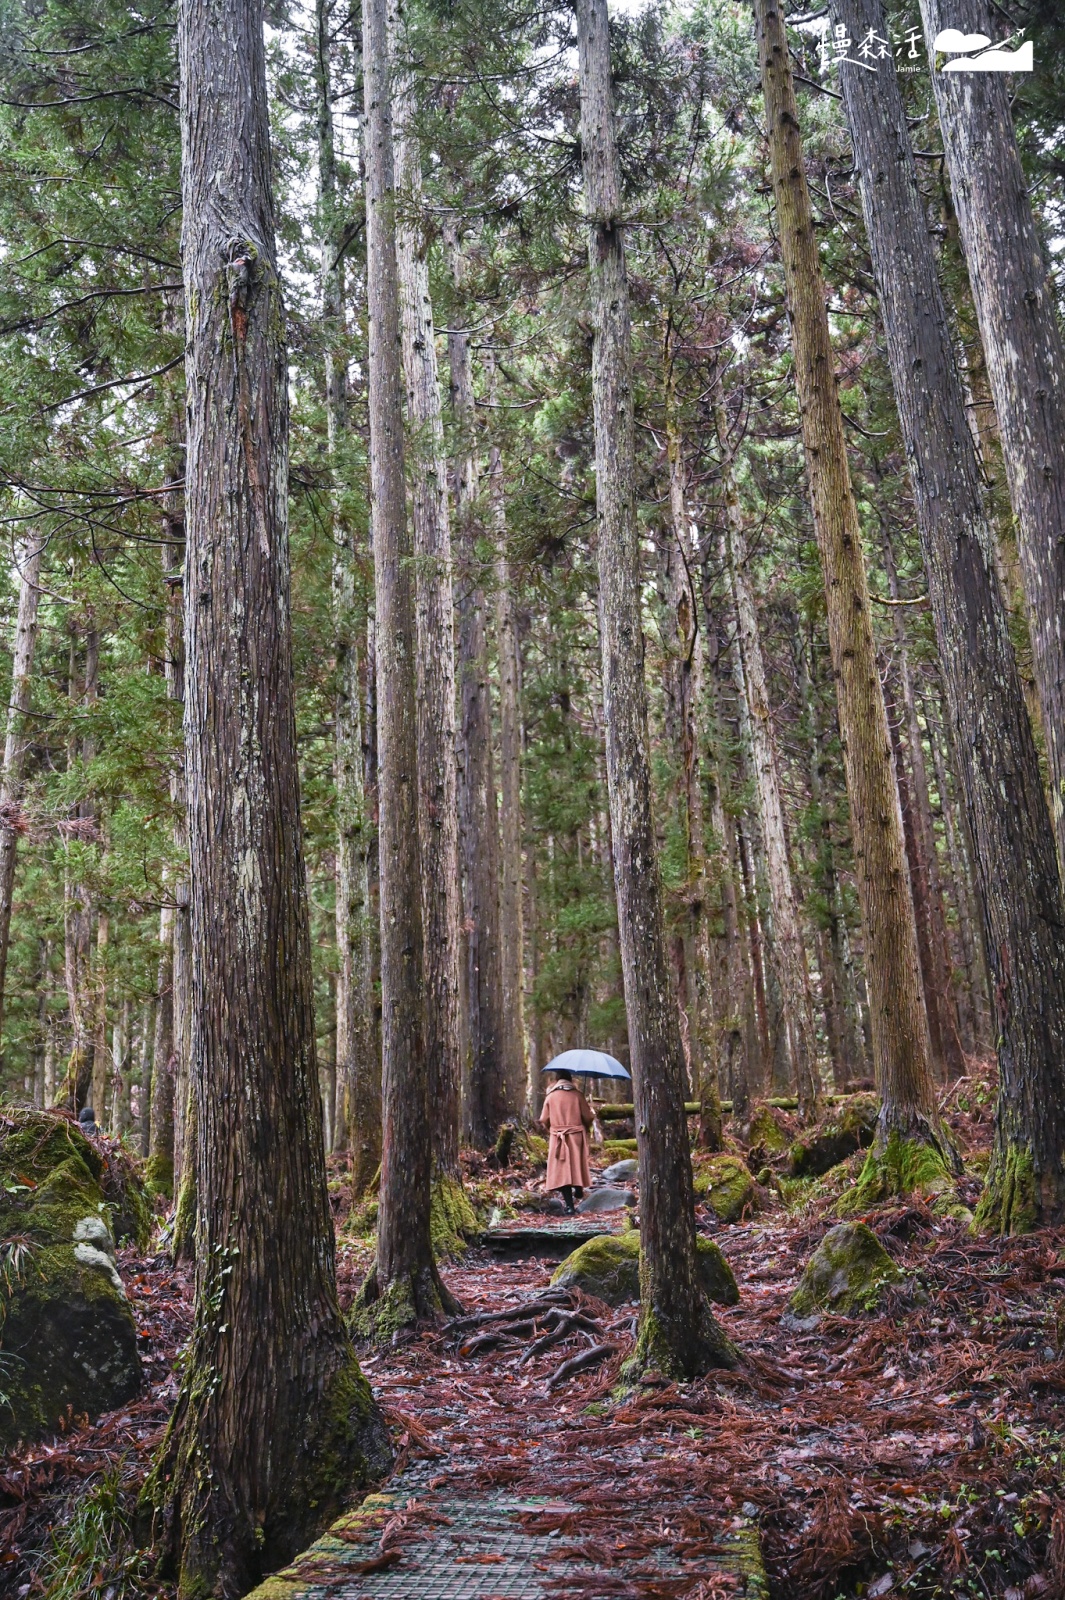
0 1233 36 1293
34 1467 154 1600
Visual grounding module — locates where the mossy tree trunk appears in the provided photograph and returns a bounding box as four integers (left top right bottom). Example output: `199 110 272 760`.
920 0 1065 873
753 0 943 1174
354 0 458 1331
150 0 390 1585
836 0 1065 1228
576 0 735 1378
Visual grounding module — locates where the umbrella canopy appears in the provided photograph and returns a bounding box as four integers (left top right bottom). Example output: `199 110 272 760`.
541 1048 631 1082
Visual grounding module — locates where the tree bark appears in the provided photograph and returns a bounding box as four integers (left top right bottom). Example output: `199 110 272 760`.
836 0 1065 1226
393 44 463 1181
753 0 943 1171
56 622 98 1112
150 0 390 1583
576 0 735 1377
354 0 457 1329
0 531 43 1046
447 229 508 1146
485 347 528 1116
314 0 379 1192
881 528 965 1080
719 411 820 1120
147 905 175 1195
920 0 1065 872
139 997 154 1160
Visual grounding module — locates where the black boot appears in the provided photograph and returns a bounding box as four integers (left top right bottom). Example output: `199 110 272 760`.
561 1185 576 1215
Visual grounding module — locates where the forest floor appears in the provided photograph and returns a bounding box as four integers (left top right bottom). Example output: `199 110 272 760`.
3 1070 1065 1600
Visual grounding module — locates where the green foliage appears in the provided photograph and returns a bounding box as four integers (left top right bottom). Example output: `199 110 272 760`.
34 1468 154 1600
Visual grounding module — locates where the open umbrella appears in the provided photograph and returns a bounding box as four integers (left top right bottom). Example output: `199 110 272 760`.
540 1048 631 1082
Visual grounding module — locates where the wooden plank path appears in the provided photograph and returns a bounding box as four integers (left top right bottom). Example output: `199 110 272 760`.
245 1462 768 1599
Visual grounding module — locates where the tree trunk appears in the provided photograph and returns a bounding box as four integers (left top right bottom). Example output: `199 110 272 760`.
753 0 943 1178
719 411 820 1120
836 0 1065 1226
920 0 1065 872
139 998 154 1159
0 532 43 1046
393 51 463 1183
56 624 98 1112
354 0 457 1331
147 905 175 1196
576 0 735 1377
658 388 722 1150
314 0 378 1193
90 910 110 1132
447 228 507 1146
150 0 390 1582
880 528 965 1080
485 348 528 1116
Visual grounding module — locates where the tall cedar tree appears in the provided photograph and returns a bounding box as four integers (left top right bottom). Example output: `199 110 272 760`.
920 0 1065 870
752 0 954 1187
835 0 1065 1230
0 533 43 1044
354 0 461 1330
575 0 736 1377
147 0 390 1586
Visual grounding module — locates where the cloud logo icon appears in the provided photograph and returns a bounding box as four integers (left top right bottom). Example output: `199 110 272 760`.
933 29 992 52
941 40 1033 70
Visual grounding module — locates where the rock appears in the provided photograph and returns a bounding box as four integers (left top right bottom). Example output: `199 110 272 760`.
0 1110 142 1448
744 1103 795 1159
552 1231 739 1308
600 1158 639 1183
600 1138 636 1160
577 1186 635 1213
789 1222 902 1317
692 1154 757 1222
788 1094 878 1179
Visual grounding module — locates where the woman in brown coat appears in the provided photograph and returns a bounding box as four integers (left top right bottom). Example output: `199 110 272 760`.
538 1069 594 1214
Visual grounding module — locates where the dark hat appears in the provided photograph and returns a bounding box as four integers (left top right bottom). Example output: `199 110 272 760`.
78 1106 96 1124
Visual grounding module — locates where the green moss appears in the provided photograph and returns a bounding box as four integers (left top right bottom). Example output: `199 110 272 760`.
171 1167 196 1260
974 1141 1038 1235
144 1151 173 1200
430 1176 478 1259
522 1132 548 1165
628 1291 739 1381
553 1231 738 1309
745 1103 792 1156
601 1139 637 1160
0 1112 140 1448
348 1275 417 1341
692 1154 757 1222
789 1222 903 1316
342 1196 378 1239
788 1094 878 1179
837 1131 953 1214
722 1522 769 1600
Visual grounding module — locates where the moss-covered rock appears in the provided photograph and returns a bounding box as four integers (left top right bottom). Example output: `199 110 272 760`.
788 1094 878 1179
601 1139 637 1161
0 1109 141 1448
744 1103 794 1158
692 1154 757 1222
551 1230 738 1308
99 1143 153 1248
520 1132 548 1166
789 1222 902 1317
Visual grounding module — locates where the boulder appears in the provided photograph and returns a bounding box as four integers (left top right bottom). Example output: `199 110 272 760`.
788 1094 878 1179
577 1186 635 1213
0 1110 142 1448
600 1139 636 1161
744 1103 795 1160
552 1230 739 1309
789 1222 902 1317
600 1158 639 1183
692 1154 757 1222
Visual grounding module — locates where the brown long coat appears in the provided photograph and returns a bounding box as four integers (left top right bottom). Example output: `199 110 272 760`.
539 1081 593 1191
